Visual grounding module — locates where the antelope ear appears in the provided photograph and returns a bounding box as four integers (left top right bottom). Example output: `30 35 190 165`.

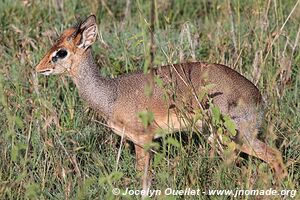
80 15 96 29
77 15 98 49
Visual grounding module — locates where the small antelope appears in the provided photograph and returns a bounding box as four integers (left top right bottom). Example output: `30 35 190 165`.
35 15 287 186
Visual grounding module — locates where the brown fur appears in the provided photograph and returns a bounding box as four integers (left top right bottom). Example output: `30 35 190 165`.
36 15 287 186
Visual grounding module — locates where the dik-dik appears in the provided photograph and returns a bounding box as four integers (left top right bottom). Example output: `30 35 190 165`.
35 15 287 184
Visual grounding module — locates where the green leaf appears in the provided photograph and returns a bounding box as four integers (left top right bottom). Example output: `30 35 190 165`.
153 153 164 168
144 83 153 97
110 171 124 181
197 90 207 102
144 142 160 151
211 106 221 125
154 128 165 138
217 127 223 135
166 137 180 148
223 115 237 136
204 83 216 91
193 109 203 123
98 176 107 185
138 111 154 127
98 172 123 185
198 84 216 101
225 141 236 154
154 76 164 88
221 135 230 144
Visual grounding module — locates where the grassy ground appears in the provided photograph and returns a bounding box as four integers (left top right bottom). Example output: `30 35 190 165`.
0 0 299 199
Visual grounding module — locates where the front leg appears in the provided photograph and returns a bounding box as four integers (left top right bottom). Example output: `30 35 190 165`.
135 143 151 197
135 144 151 172
108 120 153 194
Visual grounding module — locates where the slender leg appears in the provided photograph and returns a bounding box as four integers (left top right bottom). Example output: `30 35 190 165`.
238 139 287 180
231 110 287 181
134 144 151 197
135 144 150 172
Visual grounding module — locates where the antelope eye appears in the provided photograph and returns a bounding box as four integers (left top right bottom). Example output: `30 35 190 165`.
52 49 68 62
57 49 68 58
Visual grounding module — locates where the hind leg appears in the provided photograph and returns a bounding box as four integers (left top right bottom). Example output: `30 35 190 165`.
236 119 287 180
238 139 287 180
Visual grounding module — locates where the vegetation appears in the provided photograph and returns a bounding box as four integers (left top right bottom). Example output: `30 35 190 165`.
0 0 299 199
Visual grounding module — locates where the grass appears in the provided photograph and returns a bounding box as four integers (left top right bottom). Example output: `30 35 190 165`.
0 0 299 199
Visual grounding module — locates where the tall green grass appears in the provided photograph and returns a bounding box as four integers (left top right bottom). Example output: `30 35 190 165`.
0 0 299 199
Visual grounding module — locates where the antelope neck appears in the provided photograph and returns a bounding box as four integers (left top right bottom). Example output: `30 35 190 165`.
72 49 117 117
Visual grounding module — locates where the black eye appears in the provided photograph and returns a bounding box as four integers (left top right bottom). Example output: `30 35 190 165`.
52 49 68 62
57 49 68 58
